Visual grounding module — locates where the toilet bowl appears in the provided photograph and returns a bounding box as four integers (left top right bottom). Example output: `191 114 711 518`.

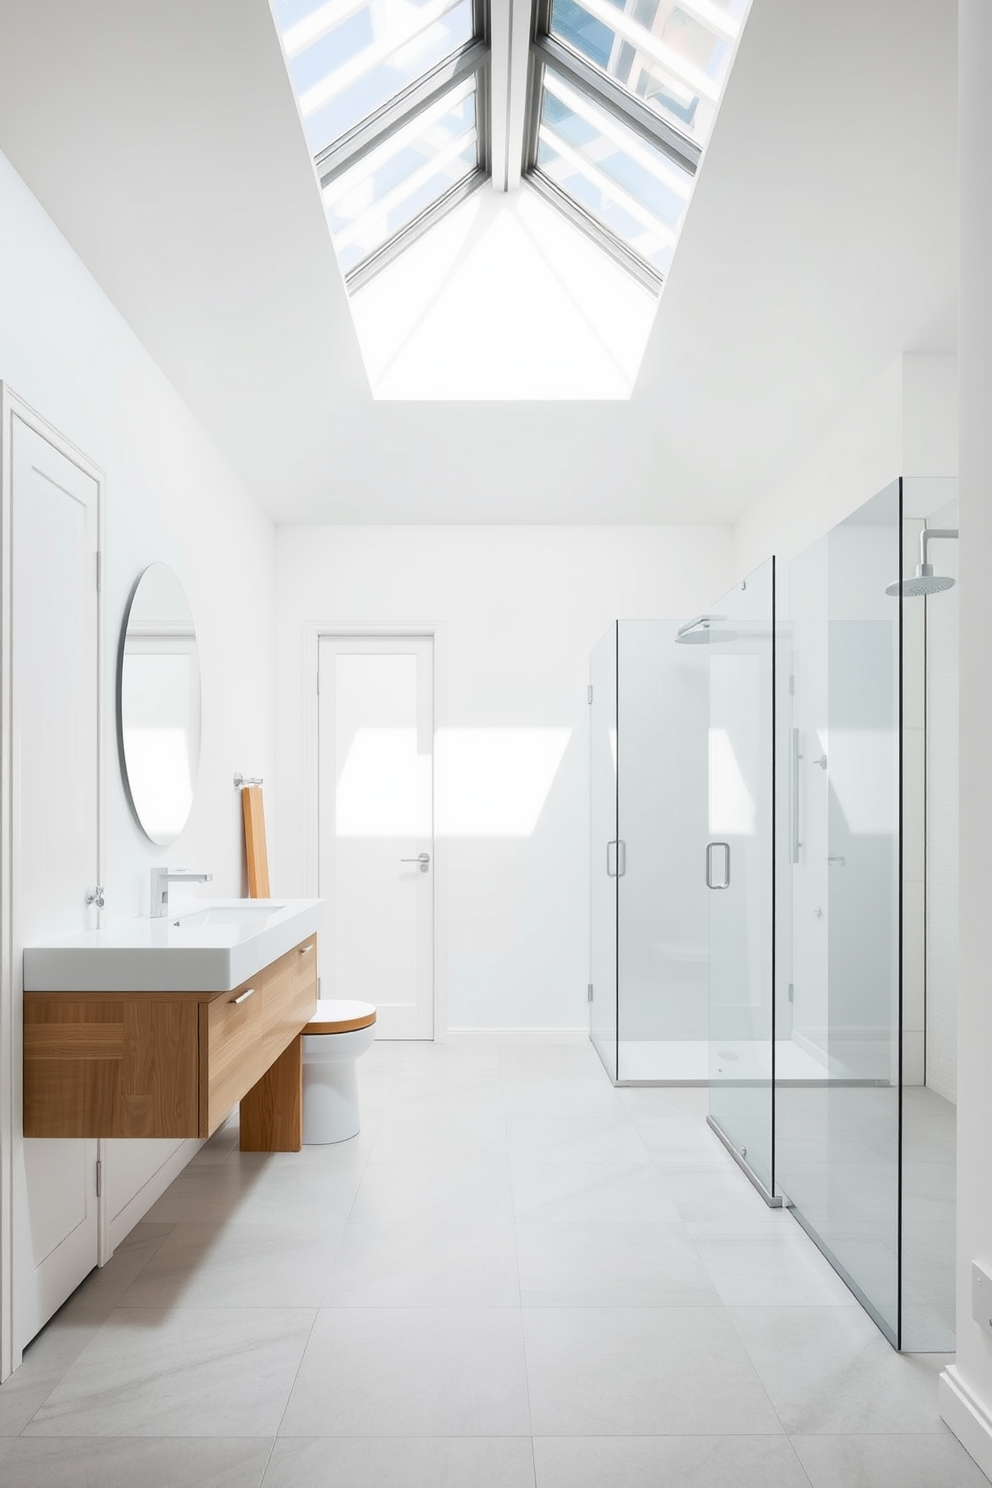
302 999 377 1144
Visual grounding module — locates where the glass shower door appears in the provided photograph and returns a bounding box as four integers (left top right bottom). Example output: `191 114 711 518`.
775 481 902 1345
589 624 618 1081
706 560 776 1200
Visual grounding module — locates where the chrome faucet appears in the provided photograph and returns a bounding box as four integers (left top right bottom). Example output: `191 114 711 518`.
150 867 213 918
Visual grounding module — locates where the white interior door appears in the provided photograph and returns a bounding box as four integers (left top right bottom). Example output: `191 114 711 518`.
11 414 101 1352
317 635 434 1039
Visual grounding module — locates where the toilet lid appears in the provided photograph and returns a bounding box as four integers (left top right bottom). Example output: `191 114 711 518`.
308 998 377 1035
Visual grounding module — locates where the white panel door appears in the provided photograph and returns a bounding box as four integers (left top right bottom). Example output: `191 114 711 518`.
11 415 101 1351
318 636 433 1039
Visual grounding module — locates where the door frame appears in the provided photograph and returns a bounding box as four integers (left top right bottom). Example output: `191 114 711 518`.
0 385 107 1380
302 624 448 1041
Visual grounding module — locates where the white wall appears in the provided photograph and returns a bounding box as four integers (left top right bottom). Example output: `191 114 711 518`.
939 0 992 1467
274 525 733 1034
734 352 958 577
0 148 275 1270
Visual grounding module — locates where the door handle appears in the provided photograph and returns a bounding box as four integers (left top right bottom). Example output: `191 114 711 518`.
606 840 626 878
706 842 731 890
400 852 431 873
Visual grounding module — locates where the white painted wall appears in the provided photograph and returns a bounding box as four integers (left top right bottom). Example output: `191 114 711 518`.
734 352 958 578
0 148 275 1289
939 1 992 1466
274 525 733 1033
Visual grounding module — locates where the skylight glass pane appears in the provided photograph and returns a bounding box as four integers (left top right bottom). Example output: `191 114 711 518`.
550 0 747 144
323 77 478 274
273 0 477 156
536 67 693 275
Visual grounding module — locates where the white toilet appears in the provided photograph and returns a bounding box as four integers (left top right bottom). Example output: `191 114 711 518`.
302 999 377 1144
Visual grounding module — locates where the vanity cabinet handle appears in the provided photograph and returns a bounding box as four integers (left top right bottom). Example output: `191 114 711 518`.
299 944 313 955
232 986 255 1006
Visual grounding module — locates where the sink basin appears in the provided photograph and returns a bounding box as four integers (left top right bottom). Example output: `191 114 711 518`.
23 898 324 993
174 904 285 929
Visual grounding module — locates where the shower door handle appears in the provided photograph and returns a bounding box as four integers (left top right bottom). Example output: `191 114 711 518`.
790 727 801 864
706 841 731 889
606 840 626 878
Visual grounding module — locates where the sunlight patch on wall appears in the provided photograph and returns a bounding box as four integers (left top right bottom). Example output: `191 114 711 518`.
708 726 755 836
818 729 898 836
348 185 657 399
335 725 572 837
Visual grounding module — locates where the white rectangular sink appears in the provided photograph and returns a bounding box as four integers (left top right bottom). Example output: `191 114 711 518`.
23 898 324 993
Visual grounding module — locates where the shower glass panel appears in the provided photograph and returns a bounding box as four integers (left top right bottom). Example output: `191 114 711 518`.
776 480 902 1346
706 560 776 1200
616 622 709 1082
589 623 618 1081
588 620 710 1084
902 478 958 1352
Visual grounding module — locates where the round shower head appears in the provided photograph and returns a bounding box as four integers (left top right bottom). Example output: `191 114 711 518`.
885 564 956 598
674 615 738 644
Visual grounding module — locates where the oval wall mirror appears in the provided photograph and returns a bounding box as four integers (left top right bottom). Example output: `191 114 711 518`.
118 563 201 845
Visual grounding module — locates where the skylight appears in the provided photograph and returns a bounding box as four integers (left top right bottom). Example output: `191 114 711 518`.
270 0 753 380
526 0 751 286
272 0 489 288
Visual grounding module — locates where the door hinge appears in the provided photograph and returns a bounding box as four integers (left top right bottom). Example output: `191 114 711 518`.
788 982 794 1004
95 1159 103 1198
788 673 795 696
95 550 102 593
587 685 593 704
587 982 594 1002
316 667 320 694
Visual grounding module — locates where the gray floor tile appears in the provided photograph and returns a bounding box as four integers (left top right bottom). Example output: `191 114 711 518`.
533 1435 811 1488
522 1307 782 1436
510 1158 681 1224
0 1436 273 1487
120 1222 343 1309
792 1431 990 1487
322 1222 520 1307
279 1308 531 1437
516 1221 720 1307
262 1436 535 1487
23 1307 315 1437
730 1304 949 1434
350 1159 515 1223
693 1229 860 1306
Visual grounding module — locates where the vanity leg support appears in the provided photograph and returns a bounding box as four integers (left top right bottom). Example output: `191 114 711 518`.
239 1035 302 1151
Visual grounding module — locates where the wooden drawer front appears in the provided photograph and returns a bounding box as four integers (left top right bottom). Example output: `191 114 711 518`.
24 996 200 1138
202 936 317 1136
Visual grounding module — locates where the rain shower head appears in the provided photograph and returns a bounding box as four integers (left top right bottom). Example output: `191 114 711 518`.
885 567 956 598
674 615 738 645
886 526 958 598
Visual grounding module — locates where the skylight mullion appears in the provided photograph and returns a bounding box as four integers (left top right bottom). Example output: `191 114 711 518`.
537 124 675 248
298 0 467 117
333 125 478 250
563 0 723 105
534 34 702 171
315 37 487 182
543 68 692 199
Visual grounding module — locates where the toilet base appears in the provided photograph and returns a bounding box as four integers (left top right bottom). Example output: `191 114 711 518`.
303 1057 360 1144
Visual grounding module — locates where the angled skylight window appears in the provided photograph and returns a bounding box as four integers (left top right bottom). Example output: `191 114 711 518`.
527 0 751 286
272 0 489 287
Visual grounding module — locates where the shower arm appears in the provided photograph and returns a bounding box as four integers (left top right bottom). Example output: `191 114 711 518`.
918 527 959 571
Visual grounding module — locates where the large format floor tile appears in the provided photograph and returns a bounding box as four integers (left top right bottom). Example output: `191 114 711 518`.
532 1434 811 1488
279 1308 532 1437
119 1221 343 1309
23 1308 315 1437
522 1307 782 1436
792 1432 990 1488
516 1221 720 1308
729 1304 950 1434
262 1436 536 1488
321 1222 520 1308
0 1436 273 1487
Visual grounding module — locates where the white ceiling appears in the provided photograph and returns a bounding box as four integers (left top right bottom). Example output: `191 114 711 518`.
0 0 957 524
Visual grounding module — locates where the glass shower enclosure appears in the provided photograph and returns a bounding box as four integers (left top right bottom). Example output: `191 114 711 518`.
589 621 710 1084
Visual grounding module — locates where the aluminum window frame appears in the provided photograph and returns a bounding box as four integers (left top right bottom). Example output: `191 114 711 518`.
524 0 704 290
305 0 492 291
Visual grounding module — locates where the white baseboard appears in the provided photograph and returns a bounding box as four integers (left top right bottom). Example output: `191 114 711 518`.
939 1365 992 1481
106 1137 204 1254
441 1027 590 1046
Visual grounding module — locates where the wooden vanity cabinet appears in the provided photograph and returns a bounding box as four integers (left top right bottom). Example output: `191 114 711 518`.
23 935 317 1151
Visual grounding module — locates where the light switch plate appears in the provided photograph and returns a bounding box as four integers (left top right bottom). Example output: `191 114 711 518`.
972 1262 992 1335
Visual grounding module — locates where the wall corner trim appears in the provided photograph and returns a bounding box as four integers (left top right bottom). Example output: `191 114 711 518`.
939 1365 992 1480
